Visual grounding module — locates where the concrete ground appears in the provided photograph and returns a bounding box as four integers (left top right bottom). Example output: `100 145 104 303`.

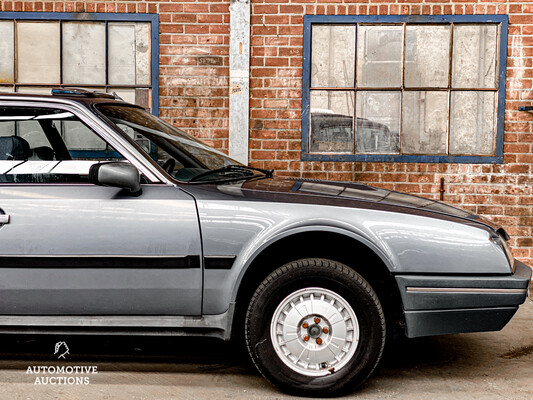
0 300 531 400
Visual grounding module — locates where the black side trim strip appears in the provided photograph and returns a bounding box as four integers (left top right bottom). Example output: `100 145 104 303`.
204 256 236 270
0 255 201 269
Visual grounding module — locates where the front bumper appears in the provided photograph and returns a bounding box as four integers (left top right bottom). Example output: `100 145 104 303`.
395 260 532 338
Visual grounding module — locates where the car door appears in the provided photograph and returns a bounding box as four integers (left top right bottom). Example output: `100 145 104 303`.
0 102 202 315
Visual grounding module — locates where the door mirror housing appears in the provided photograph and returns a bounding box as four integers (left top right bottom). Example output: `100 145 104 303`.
89 162 141 195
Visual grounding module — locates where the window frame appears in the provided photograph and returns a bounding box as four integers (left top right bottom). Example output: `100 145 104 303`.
0 12 159 116
302 14 508 164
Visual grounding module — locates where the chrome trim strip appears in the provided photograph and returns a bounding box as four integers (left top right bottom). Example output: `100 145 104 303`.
406 287 527 294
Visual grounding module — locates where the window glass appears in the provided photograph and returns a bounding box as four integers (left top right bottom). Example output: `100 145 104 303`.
450 91 496 155
62 22 106 85
356 91 400 154
310 90 354 153
311 25 355 88
0 107 123 184
0 16 154 110
16 22 60 84
405 25 450 88
452 25 498 89
356 25 403 88
0 21 14 83
96 104 238 182
108 23 136 85
402 91 448 154
304 19 503 161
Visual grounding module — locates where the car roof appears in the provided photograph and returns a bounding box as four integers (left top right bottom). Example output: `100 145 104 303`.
0 91 137 109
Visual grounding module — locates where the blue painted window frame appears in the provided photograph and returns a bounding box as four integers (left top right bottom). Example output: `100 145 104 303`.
302 15 508 164
0 12 159 116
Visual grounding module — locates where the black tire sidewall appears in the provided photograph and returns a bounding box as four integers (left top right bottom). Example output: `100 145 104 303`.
246 259 385 396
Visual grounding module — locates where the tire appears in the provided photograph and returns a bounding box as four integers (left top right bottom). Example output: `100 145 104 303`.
245 258 386 397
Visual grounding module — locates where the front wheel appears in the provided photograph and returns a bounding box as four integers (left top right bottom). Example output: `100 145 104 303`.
245 258 386 397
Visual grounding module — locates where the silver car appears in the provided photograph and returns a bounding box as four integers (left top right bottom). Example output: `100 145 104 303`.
0 89 530 396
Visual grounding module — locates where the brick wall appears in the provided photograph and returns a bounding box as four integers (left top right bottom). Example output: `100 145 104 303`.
0 0 531 269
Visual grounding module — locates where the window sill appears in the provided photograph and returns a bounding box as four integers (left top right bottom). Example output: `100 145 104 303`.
301 152 504 164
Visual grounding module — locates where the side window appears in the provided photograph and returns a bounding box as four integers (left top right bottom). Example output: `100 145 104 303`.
0 106 124 183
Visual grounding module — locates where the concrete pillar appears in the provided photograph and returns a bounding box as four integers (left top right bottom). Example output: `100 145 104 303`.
228 0 250 165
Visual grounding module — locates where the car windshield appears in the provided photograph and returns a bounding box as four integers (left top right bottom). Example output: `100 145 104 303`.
96 104 264 183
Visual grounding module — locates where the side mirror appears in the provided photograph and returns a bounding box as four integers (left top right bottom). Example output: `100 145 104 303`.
89 162 141 195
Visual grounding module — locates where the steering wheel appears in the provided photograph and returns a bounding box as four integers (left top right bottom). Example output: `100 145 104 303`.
161 158 176 175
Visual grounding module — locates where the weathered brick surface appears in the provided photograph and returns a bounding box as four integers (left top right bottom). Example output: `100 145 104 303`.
1 1 531 268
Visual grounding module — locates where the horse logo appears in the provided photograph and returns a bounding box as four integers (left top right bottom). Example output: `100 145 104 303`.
54 341 70 359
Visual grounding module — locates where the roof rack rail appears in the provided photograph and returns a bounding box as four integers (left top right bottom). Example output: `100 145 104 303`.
51 88 116 99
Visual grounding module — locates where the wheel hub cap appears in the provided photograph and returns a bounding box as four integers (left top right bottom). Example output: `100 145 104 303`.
270 287 360 377
308 324 321 338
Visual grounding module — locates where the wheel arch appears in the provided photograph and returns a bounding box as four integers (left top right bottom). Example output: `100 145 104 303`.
231 226 405 340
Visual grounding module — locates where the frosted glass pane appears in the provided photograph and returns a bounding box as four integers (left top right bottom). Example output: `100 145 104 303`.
450 91 496 155
405 25 450 88
135 23 151 85
310 90 354 153
0 21 14 83
356 91 401 154
402 91 448 154
17 22 60 84
109 23 136 85
452 25 498 89
357 25 403 88
311 25 355 87
63 22 106 85
16 87 53 94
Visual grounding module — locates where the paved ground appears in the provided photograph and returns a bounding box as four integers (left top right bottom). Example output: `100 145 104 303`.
0 299 531 400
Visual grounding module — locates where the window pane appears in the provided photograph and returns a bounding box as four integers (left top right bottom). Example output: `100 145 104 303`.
17 121 53 148
17 22 60 84
15 87 53 94
402 91 448 154
0 21 14 83
108 23 136 85
356 91 400 154
450 91 496 155
357 25 403 88
0 107 123 184
310 90 354 153
452 25 498 89
405 25 450 88
311 25 355 88
135 23 151 85
63 121 107 151
63 22 106 85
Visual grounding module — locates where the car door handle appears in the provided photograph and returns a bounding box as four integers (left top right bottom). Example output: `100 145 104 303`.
0 215 10 224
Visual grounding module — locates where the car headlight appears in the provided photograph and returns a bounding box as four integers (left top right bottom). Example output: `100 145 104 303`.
490 233 515 271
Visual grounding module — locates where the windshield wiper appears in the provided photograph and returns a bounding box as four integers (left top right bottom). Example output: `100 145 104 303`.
189 164 273 183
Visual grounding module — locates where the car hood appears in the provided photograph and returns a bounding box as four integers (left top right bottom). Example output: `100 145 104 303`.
201 177 501 232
